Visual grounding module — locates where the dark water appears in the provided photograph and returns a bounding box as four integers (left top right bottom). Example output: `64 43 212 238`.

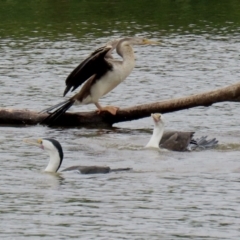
1 1 240 239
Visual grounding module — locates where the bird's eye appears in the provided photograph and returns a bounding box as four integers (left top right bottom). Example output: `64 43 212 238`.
37 139 43 144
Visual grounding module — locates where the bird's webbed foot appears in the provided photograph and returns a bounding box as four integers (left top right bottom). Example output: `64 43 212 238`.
96 106 119 115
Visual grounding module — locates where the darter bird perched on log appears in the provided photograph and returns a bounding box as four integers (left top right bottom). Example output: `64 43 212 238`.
40 37 158 125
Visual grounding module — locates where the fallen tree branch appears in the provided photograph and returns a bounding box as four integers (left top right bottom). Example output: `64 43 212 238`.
1 82 240 127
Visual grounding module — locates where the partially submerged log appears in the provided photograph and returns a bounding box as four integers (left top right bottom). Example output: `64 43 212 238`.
1 82 240 127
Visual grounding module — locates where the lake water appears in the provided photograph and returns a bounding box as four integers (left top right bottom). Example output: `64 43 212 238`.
1 1 240 239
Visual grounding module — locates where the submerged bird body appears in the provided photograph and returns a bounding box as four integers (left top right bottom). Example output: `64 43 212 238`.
41 37 157 124
146 113 218 151
24 138 131 174
160 131 197 152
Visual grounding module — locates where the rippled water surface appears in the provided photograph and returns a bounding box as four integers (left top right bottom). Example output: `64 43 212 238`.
1 1 240 239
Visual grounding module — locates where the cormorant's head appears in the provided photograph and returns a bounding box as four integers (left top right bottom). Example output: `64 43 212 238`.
151 113 164 127
23 138 64 172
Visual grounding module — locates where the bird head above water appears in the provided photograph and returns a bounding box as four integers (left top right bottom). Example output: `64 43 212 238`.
24 138 63 173
145 113 165 149
151 113 165 140
151 113 164 127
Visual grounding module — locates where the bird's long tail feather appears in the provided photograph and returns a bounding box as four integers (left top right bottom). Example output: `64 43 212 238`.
40 99 75 125
39 100 71 114
189 136 218 150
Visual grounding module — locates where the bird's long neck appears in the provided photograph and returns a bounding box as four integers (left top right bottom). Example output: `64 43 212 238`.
44 150 62 173
116 42 136 80
117 42 135 62
146 122 164 148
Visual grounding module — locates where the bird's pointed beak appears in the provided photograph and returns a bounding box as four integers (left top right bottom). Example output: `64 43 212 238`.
151 113 162 123
23 138 43 148
143 39 160 45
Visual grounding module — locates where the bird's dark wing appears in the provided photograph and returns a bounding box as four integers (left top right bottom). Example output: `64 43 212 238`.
160 133 178 151
160 131 194 151
63 46 113 96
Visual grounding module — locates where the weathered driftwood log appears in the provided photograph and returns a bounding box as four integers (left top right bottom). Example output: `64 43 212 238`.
1 82 240 127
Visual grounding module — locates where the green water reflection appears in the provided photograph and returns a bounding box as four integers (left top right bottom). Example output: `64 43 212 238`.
0 0 240 39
